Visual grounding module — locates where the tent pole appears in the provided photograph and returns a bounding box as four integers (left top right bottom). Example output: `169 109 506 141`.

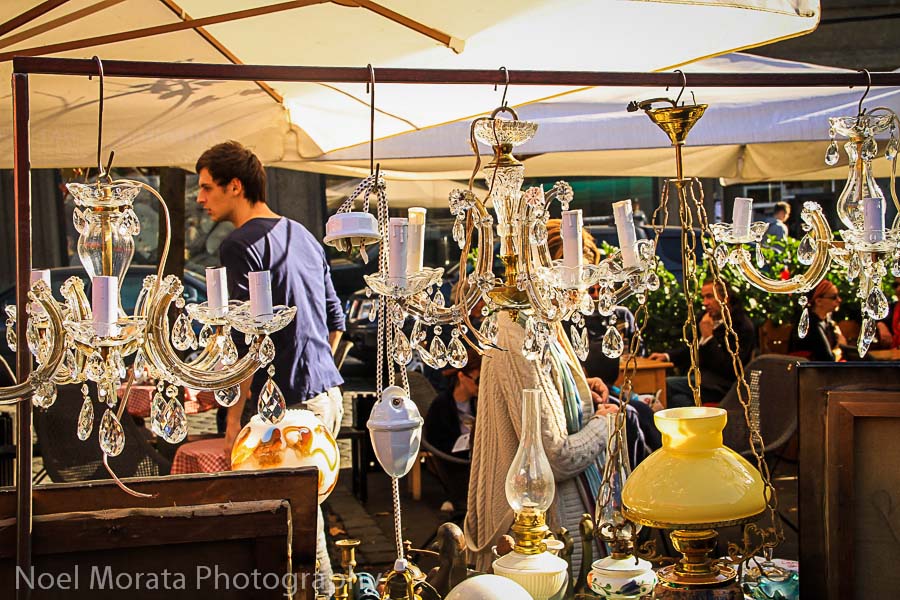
13 71 33 600
11 56 900 88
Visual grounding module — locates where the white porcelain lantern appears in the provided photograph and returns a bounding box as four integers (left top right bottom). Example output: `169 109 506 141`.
366 385 423 477
323 212 380 257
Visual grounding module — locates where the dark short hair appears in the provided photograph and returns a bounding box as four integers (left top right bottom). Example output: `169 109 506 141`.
702 278 743 310
774 201 791 217
195 140 266 204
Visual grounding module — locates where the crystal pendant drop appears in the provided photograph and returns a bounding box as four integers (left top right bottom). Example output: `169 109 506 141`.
433 291 446 309
171 313 194 351
258 335 276 364
579 292 595 315
5 324 14 352
110 351 127 380
893 255 900 277
417 342 440 369
33 381 57 409
522 317 541 361
825 141 840 166
73 207 87 233
393 328 413 366
76 396 94 441
866 287 890 320
221 336 239 365
755 244 766 269
198 324 213 348
133 349 146 380
858 317 876 357
428 336 448 368
447 335 468 369
646 271 660 291
597 292 615 317
714 245 728 269
60 348 78 379
887 137 899 161
367 300 378 322
479 311 499 346
161 400 188 444
215 385 241 407
797 235 816 265
258 377 287 424
570 324 589 361
862 136 878 160
797 307 810 339
99 409 125 456
531 220 548 245
452 218 466 249
85 353 105 381
602 325 624 358
389 303 405 326
848 254 861 280
151 392 167 436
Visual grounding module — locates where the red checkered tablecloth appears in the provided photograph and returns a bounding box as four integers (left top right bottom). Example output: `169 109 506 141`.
170 437 231 475
120 385 218 418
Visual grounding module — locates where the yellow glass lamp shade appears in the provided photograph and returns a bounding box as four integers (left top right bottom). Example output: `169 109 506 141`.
231 409 340 503
622 407 766 529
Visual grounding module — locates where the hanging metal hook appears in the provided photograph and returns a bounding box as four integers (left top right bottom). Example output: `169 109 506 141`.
495 66 510 107
88 56 105 180
666 69 687 106
367 64 375 175
856 69 872 116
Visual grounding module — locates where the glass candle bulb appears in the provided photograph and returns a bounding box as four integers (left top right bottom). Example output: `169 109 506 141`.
505 389 555 514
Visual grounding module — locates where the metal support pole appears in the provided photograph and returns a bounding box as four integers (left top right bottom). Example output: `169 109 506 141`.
12 71 32 600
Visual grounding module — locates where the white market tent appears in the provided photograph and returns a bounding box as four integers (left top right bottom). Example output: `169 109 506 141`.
308 53 900 184
0 1 819 170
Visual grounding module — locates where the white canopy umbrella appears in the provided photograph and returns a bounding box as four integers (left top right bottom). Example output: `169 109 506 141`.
306 53 900 183
0 1 819 168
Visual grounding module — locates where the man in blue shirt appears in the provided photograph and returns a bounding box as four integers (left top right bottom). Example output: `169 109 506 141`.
196 140 344 595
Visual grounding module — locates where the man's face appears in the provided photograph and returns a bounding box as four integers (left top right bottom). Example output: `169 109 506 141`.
196 168 238 223
701 283 722 319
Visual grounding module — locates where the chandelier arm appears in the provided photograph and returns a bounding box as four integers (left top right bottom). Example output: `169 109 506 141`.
141 280 264 390
51 276 91 385
732 205 833 294
131 181 169 295
518 209 557 322
866 107 900 220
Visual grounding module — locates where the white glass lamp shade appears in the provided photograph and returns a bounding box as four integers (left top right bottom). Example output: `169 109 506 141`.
505 389 555 514
444 574 531 600
323 212 381 248
367 386 423 478
231 409 341 503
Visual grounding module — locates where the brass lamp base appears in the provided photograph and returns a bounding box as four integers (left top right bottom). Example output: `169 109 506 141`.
510 509 549 554
652 529 742 600
488 251 529 309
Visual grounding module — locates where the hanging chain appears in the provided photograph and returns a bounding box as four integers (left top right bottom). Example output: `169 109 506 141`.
676 179 704 405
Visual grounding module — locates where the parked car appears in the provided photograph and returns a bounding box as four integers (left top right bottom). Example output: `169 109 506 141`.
0 266 207 386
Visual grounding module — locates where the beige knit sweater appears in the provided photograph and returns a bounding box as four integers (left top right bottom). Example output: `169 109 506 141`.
464 312 609 573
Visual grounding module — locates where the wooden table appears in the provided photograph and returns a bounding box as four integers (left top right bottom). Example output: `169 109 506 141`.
867 348 900 361
614 355 674 407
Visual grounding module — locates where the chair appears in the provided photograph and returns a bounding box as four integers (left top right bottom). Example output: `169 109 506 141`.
333 338 354 371
719 354 806 460
33 383 172 483
406 371 472 506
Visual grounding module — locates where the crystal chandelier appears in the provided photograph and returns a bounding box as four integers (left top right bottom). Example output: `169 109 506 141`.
0 58 295 476
712 76 900 358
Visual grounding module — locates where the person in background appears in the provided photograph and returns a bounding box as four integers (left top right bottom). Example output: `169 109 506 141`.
424 349 481 514
195 140 344 597
889 278 900 348
789 280 847 361
766 201 791 239
649 280 755 407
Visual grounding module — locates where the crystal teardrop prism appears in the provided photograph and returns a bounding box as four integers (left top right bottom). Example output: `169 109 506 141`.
5 324 14 352
452 218 466 249
646 272 660 291
389 303 405 326
887 137 899 161
447 336 468 369
597 292 615 317
198 324 213 348
99 409 125 456
848 254 861 280
258 377 287 424
893 255 900 277
797 235 816 265
258 335 276 364
433 291 446 309
221 336 239 366
76 396 94 441
110 350 127 380
714 245 728 269
858 317 876 358
862 136 878 160
85 353 105 382
866 287 890 320
579 292 595 316
428 336 448 368
479 311 499 346
570 324 589 361
161 399 188 444
393 328 413 366
60 348 78 380
133 349 146 380
171 313 193 351
215 385 241 407
755 244 766 269
33 381 57 409
416 342 441 369
602 325 624 358
797 307 810 339
825 141 840 166
150 392 167 436
522 318 541 361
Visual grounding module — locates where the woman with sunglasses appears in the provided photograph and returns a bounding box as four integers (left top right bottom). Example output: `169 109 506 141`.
789 280 848 361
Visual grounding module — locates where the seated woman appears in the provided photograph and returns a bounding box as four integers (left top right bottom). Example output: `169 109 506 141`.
423 350 481 513
789 280 847 361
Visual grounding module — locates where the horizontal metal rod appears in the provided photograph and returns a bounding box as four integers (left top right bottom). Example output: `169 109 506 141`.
12 56 900 87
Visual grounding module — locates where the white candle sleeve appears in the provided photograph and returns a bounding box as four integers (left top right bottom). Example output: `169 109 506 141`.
732 197 753 239
206 267 229 317
249 271 274 321
561 210 584 285
407 207 426 275
388 218 409 287
612 200 639 269
30 269 51 314
863 196 885 243
92 275 119 336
